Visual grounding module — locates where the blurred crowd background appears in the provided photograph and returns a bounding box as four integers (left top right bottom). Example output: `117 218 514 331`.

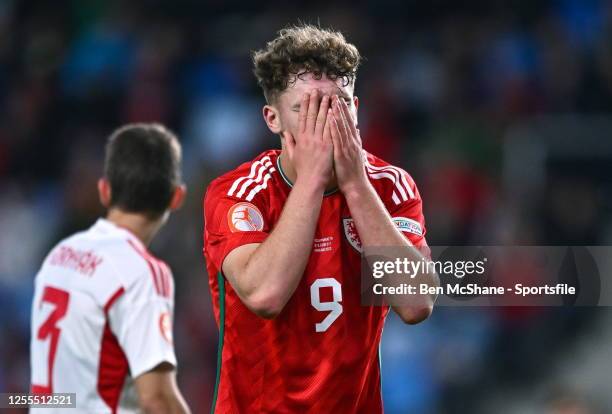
1 0 612 413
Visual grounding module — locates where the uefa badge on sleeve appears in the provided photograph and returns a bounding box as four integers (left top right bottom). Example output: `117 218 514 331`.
227 202 265 232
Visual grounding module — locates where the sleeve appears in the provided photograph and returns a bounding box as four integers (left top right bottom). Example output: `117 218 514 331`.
107 271 177 379
389 179 428 249
204 190 270 271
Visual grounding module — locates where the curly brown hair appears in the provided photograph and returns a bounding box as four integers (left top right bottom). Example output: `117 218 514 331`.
252 24 362 103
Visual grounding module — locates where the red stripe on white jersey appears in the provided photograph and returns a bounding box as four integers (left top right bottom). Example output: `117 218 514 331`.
157 262 166 298
151 257 172 298
127 239 163 296
97 319 128 413
104 287 125 314
158 261 172 298
151 258 166 297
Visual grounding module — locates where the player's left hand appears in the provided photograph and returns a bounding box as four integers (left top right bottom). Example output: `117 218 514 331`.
330 95 368 194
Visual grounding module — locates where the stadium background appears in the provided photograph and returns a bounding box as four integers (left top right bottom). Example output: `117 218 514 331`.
1 0 612 412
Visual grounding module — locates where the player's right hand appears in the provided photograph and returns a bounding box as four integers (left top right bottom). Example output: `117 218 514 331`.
282 89 333 191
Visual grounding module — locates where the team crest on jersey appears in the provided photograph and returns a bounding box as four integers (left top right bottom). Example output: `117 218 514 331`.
392 217 423 236
343 218 363 252
228 202 264 232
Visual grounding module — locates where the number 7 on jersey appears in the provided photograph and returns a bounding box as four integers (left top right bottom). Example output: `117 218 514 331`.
31 286 70 393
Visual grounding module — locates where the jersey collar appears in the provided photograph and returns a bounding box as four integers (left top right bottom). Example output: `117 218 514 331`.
276 155 339 197
93 218 147 250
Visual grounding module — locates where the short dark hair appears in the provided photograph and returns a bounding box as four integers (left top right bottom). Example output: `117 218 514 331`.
252 24 361 103
104 123 182 218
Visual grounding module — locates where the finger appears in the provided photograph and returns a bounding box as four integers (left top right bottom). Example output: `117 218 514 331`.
323 108 332 144
315 95 330 140
306 89 320 133
336 98 353 143
298 93 309 134
356 128 363 146
339 98 359 140
333 96 349 146
329 108 343 154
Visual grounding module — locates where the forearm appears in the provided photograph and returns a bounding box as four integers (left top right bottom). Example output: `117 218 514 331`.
344 181 410 247
222 90 334 318
136 368 191 414
240 178 324 310
141 397 190 414
344 181 438 313
328 94 436 323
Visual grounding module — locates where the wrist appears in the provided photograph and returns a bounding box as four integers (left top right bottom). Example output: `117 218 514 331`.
341 177 372 200
294 174 327 194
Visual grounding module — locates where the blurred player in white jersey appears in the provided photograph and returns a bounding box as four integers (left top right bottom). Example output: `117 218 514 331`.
30 123 191 414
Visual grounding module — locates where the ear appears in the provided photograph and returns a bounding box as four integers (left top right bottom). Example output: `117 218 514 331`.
169 184 187 211
98 178 111 208
263 104 282 134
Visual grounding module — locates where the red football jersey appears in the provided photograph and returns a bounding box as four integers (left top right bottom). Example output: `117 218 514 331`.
203 149 427 413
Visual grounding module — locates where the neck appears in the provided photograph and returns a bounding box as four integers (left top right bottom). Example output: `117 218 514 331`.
279 149 338 192
106 209 165 246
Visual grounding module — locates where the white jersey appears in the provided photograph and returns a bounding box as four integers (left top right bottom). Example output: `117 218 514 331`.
30 219 177 414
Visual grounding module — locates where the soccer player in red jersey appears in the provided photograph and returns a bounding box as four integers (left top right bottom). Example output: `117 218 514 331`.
203 25 438 413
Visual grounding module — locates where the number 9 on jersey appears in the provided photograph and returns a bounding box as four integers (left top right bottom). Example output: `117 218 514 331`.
310 278 343 332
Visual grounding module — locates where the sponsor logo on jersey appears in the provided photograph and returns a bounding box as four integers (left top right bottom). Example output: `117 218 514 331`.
392 217 423 236
227 202 264 232
159 312 173 344
343 218 362 253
